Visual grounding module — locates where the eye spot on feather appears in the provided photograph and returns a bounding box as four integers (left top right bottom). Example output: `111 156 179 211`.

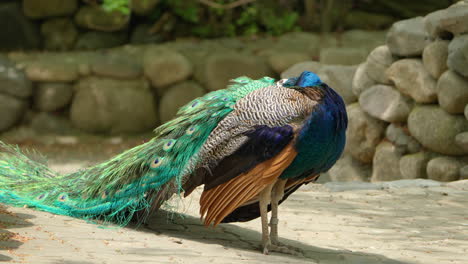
36 193 47 200
186 126 196 135
163 139 176 151
209 95 219 100
190 100 200 108
101 190 109 199
57 193 68 202
222 97 230 101
150 157 164 169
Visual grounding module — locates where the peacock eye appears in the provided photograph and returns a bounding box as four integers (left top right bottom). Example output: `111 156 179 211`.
191 101 199 107
186 126 196 135
163 139 176 151
150 157 163 168
222 97 229 101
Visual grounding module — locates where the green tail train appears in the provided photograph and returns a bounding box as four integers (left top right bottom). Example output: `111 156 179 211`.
0 76 275 226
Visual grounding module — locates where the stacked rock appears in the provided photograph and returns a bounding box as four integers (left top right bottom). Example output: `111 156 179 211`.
347 2 468 182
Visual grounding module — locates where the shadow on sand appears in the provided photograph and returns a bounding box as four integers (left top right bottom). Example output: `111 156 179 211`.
133 210 413 264
0 204 35 262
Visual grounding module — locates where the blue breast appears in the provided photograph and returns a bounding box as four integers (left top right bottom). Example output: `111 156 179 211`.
280 86 347 179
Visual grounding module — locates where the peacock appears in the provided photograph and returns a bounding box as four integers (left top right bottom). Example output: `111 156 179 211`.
0 71 347 255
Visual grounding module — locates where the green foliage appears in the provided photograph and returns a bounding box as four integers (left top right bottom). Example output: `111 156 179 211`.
102 0 130 14
101 0 301 38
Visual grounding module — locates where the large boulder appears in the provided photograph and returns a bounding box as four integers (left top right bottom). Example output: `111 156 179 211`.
427 157 463 182
371 141 404 182
143 47 193 93
70 77 157 133
75 6 130 32
25 60 79 82
455 132 468 152
345 103 386 163
75 31 128 50
386 17 429 57
91 53 142 80
385 123 421 154
23 0 77 19
359 84 412 123
318 65 358 104
159 81 206 123
41 18 77 51
280 61 322 79
447 35 468 78
437 70 468 114
424 3 468 38
366 45 395 84
386 59 437 103
0 2 40 51
351 63 376 96
328 155 370 182
0 55 32 98
0 94 27 132
399 152 431 179
201 52 272 91
34 82 73 112
422 40 449 79
408 105 468 156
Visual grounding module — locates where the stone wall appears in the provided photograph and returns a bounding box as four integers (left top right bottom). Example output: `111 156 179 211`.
283 2 467 182
0 30 385 136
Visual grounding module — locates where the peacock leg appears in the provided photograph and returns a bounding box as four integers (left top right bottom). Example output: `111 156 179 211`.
259 183 274 254
270 179 286 245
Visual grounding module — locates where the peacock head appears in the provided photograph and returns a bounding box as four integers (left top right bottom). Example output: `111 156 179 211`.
282 71 322 88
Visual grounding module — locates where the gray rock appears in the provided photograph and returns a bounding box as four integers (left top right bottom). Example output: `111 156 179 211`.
341 30 387 50
75 31 128 50
352 63 376 96
460 165 468 180
201 52 272 91
131 0 160 15
41 18 77 51
74 6 130 32
408 105 468 156
399 152 430 179
159 81 206 123
273 32 321 58
366 45 395 84
91 53 142 79
424 4 468 38
385 123 421 154
280 61 322 79
0 94 27 132
455 132 468 152
268 52 310 74
323 182 382 192
130 24 163 44
422 40 449 79
144 47 193 92
386 59 437 103
0 55 32 98
70 77 157 134
359 84 412 122
25 60 79 82
318 65 358 104
319 47 368 66
345 103 386 163
0 2 40 51
34 82 73 112
447 35 468 78
427 156 463 182
386 17 429 57
466 105 468 120
371 141 404 182
30 112 74 135
437 70 468 114
328 155 370 182
23 0 77 19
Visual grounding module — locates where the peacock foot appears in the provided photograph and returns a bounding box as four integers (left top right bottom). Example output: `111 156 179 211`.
262 240 304 256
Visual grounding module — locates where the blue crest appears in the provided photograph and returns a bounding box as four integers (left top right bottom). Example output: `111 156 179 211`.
284 71 322 88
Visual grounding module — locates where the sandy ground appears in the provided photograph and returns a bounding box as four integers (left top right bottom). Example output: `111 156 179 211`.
0 139 467 264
